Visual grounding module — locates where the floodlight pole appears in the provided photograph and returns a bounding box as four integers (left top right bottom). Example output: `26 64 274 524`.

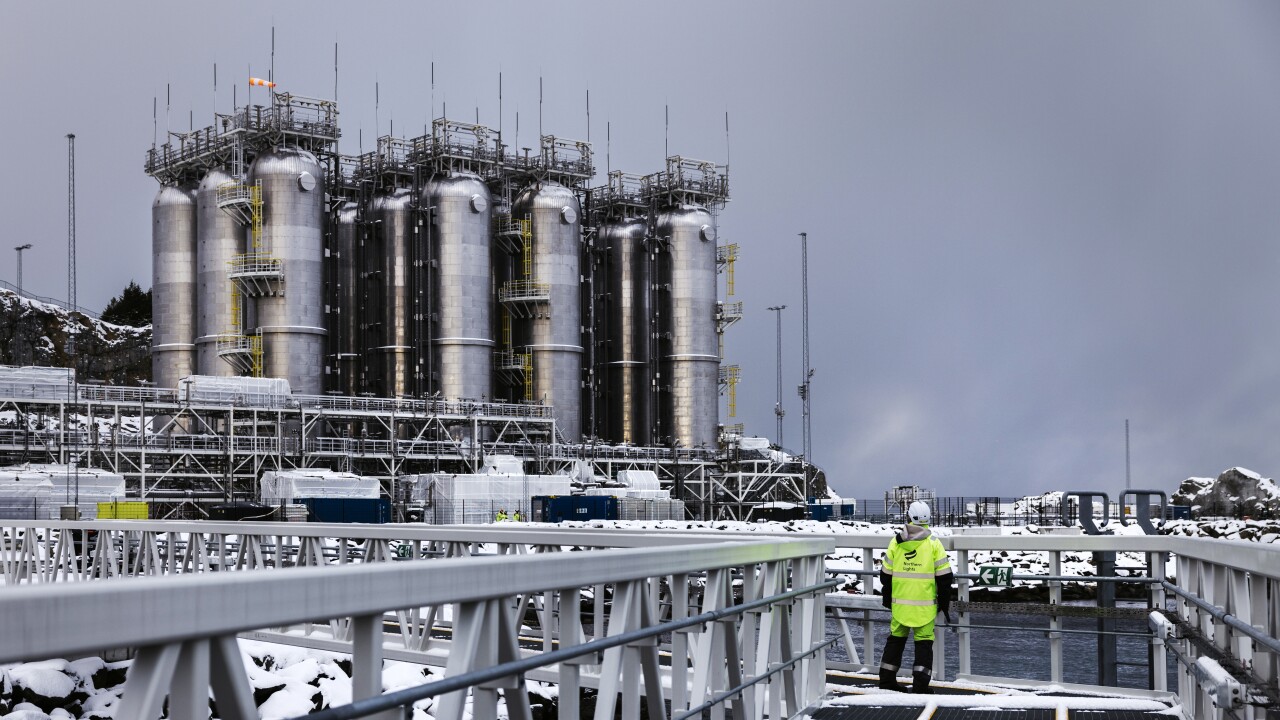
767 305 787 450
14 244 32 295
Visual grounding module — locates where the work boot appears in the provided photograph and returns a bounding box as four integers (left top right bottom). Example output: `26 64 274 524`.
912 640 934 694
878 635 907 691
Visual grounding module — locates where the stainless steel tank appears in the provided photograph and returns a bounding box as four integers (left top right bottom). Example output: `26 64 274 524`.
194 167 242 376
332 200 360 395
657 204 719 448
602 215 651 445
513 181 583 440
369 186 414 397
425 172 493 402
249 148 327 395
150 184 197 389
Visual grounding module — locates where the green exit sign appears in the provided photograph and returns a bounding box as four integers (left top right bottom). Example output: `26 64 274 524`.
976 565 1013 587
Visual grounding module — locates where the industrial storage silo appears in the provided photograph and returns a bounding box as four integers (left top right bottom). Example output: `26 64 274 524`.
368 186 415 397
150 184 197 389
513 181 583 440
657 204 719 449
194 167 243 376
332 200 360 396
425 172 493 402
602 215 651 445
249 148 327 395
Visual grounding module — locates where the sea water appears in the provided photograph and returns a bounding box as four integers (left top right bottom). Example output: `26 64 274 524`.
826 600 1178 689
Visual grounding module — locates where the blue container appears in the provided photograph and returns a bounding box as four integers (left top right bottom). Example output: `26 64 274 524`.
807 503 857 521
299 497 391 524
533 495 618 523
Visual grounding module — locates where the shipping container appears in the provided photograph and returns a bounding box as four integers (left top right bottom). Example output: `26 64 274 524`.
300 497 392 524
532 495 618 523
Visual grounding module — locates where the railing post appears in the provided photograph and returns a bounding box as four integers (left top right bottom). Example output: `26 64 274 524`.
169 639 211 720
1251 574 1277 689
670 573 691 714
557 588 586 720
1147 550 1167 693
861 543 876 668
352 613 395 720
956 548 971 677
1049 549 1063 683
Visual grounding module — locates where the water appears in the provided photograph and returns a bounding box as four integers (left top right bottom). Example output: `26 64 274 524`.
826 600 1177 689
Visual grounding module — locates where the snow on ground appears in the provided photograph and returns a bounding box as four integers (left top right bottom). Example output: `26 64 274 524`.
825 686 1170 711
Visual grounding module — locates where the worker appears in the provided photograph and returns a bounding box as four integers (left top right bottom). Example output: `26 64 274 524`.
496 508 508 522
513 510 523 522
878 500 953 693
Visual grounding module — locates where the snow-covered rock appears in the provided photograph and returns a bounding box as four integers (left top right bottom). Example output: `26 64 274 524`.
0 289 150 385
1173 467 1279 518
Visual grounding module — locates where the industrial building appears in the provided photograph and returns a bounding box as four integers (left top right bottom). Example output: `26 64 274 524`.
0 88 819 520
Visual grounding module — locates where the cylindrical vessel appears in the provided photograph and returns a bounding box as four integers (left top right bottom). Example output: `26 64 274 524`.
194 167 243 376
657 204 719 448
332 200 360 396
602 215 651 445
249 148 327 395
150 184 197 389
513 181 583 440
425 173 493 402
369 186 415 398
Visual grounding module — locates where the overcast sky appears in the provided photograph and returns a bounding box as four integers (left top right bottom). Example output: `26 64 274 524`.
3 1 1279 498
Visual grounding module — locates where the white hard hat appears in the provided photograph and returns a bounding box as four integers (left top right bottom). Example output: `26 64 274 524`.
907 501 931 525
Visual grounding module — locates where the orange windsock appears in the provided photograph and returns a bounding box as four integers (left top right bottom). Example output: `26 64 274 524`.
249 77 276 88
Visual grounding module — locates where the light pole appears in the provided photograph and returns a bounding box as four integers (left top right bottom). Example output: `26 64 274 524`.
14 244 32 295
767 305 787 450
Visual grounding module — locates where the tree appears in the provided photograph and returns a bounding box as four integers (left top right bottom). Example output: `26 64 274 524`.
100 281 152 327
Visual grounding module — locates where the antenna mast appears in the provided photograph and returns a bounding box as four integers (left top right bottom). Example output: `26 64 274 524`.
798 232 813 500
67 131 80 512
67 134 76 315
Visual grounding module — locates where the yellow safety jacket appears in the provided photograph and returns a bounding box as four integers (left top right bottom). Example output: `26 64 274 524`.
882 524 951 627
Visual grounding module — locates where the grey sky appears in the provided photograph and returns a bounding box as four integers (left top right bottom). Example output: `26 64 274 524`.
3 2 1278 498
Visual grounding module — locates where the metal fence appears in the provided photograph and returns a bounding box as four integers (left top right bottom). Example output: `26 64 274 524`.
0 523 833 720
843 496 1147 526
0 280 101 318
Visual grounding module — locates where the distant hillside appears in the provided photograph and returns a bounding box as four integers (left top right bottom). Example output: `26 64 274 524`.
0 289 150 385
1173 466 1279 519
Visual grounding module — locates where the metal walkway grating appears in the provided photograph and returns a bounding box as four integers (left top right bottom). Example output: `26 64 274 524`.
818 708 1172 720
822 671 1177 719
815 708 923 720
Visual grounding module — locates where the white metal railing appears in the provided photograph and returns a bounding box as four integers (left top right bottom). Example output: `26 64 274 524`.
0 524 832 720
498 279 551 303
228 252 283 278
810 531 1276 717
3 522 1276 715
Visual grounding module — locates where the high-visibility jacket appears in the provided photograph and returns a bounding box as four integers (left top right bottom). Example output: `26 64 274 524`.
881 524 951 627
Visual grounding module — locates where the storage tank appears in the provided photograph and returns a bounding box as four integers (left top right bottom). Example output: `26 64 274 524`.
249 148 327 395
150 184 197 389
513 181 583 440
601 215 651 445
194 167 244 376
369 186 415 397
425 172 493 402
332 200 360 396
657 204 719 448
